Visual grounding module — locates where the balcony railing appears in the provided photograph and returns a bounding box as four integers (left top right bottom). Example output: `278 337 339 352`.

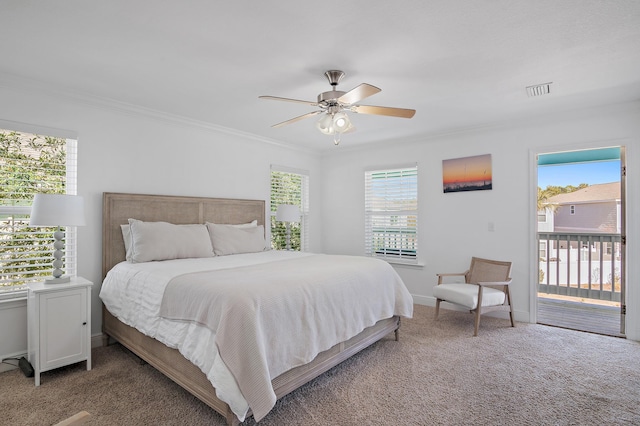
537 232 622 302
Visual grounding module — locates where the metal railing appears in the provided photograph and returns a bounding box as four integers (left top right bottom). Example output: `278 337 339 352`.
537 232 622 302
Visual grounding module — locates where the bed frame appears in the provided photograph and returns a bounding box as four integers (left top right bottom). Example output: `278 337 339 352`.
101 192 401 425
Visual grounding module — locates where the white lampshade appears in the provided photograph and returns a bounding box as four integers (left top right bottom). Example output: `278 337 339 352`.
276 204 300 223
30 194 86 227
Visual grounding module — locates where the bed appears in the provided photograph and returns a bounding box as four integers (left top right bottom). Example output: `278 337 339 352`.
100 192 413 425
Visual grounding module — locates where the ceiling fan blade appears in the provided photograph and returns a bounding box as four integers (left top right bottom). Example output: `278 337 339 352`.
259 95 318 107
350 104 416 118
272 110 323 128
338 83 381 105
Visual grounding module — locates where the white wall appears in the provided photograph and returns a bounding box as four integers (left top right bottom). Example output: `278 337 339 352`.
0 83 322 344
319 101 640 340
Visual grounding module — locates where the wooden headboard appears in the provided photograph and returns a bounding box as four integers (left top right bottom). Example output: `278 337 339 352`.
102 192 266 279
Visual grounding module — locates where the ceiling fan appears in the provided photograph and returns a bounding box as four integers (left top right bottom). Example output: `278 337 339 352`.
259 70 416 145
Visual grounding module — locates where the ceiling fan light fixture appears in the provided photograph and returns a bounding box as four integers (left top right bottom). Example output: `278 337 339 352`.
316 113 335 135
332 112 350 133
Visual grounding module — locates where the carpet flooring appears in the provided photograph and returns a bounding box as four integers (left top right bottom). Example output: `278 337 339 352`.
3 304 640 425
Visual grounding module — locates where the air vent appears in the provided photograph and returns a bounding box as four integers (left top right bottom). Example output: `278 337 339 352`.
526 82 552 97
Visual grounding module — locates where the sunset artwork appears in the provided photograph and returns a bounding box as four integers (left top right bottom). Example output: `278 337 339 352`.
442 154 492 193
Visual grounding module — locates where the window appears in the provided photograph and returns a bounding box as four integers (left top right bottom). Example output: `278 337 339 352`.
270 166 309 251
539 241 547 260
0 128 78 288
365 165 418 264
537 210 547 222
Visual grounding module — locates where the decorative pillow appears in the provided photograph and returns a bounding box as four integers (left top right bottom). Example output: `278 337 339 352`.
205 220 257 228
127 219 214 263
206 223 266 256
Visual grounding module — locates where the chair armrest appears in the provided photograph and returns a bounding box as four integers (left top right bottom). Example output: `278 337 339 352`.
477 278 512 286
436 271 468 285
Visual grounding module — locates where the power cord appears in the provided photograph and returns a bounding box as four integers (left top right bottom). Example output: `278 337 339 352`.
1 356 34 377
1 357 20 367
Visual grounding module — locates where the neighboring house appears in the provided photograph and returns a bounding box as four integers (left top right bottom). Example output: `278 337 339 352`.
547 182 621 234
539 182 621 267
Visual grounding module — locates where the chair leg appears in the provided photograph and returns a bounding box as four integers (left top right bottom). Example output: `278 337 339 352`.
473 310 481 337
473 285 484 336
434 299 441 319
505 286 515 327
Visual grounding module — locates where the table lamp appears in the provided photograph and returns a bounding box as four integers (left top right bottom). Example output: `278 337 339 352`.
276 204 300 250
29 194 86 283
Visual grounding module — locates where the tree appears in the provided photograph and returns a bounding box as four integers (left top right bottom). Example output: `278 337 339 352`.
537 183 589 211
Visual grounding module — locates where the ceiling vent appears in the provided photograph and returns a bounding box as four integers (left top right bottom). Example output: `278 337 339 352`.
526 82 552 97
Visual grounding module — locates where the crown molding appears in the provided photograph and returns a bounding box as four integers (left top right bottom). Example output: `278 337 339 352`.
0 71 319 156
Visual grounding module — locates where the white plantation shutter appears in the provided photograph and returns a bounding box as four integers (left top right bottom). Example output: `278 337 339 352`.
270 166 309 251
0 129 78 288
365 165 418 264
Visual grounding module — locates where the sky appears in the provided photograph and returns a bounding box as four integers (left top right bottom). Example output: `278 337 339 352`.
538 160 621 189
442 154 492 184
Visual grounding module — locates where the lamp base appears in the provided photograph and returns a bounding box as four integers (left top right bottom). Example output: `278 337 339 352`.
44 276 71 284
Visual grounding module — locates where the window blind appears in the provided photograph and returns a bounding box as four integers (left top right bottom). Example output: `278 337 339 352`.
0 129 78 287
270 166 309 251
365 165 418 263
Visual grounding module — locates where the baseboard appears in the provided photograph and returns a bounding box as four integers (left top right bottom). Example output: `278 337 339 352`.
411 295 433 306
91 333 105 348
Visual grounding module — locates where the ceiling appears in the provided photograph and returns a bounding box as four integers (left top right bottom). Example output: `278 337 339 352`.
1 1 639 153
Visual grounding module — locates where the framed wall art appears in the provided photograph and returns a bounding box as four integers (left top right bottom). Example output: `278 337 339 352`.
442 154 492 193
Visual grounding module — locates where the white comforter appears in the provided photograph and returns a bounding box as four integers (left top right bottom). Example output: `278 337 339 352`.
100 251 413 422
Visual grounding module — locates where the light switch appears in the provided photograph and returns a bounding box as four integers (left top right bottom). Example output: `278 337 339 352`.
488 222 495 232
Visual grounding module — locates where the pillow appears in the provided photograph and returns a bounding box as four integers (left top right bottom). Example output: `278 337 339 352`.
120 224 132 261
206 223 266 256
206 220 257 228
127 219 214 263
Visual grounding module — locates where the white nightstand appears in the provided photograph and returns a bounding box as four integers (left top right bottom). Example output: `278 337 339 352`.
27 276 93 386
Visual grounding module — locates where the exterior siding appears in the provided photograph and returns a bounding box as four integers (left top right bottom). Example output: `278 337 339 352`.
554 201 618 233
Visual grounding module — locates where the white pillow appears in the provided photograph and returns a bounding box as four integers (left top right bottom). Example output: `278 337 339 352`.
206 220 257 228
206 223 266 256
122 221 258 259
120 224 132 261
127 219 214 263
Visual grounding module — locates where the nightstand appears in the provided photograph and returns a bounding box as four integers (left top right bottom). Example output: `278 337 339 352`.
27 276 93 386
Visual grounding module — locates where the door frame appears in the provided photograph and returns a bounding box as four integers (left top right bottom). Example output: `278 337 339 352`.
529 139 628 329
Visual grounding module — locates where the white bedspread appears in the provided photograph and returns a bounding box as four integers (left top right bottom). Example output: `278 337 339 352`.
100 251 413 422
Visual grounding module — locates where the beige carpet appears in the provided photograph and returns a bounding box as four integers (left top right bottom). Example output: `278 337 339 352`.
3 304 640 425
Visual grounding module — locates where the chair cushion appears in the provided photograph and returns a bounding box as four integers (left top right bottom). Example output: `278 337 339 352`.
433 283 506 310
